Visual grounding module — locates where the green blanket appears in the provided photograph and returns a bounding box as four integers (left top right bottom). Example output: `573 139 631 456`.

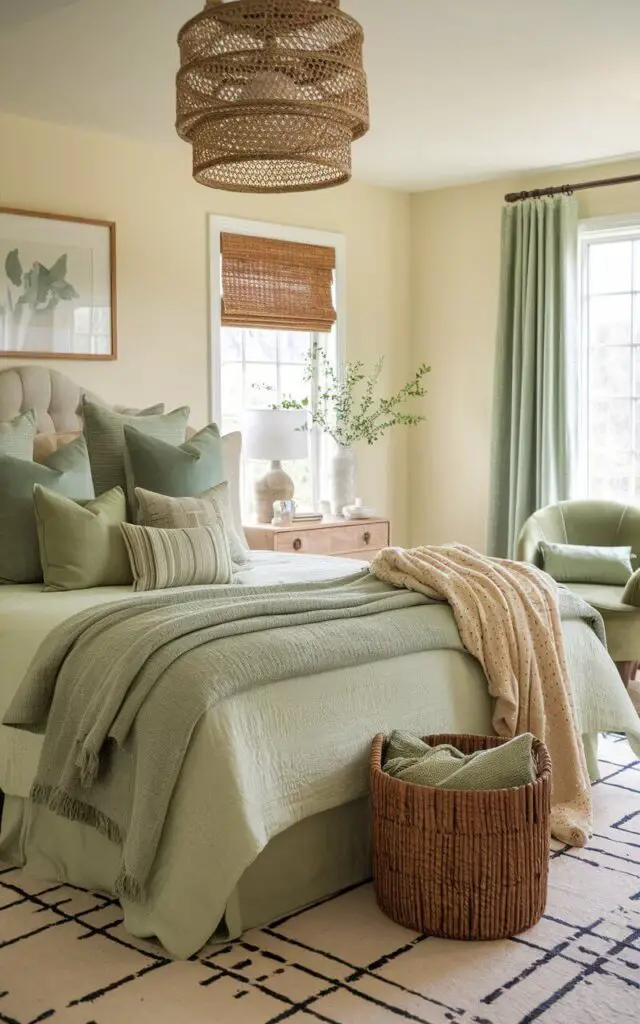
384 730 537 790
3 572 605 904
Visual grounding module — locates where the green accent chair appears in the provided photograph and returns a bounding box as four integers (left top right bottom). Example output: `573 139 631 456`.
517 499 640 687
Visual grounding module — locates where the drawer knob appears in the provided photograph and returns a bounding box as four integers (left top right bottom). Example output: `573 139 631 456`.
363 531 371 545
293 538 302 551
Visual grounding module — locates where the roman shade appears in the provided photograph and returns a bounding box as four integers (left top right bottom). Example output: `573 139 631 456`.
220 232 336 332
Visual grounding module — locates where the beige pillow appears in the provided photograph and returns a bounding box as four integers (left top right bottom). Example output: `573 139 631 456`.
34 431 81 463
120 518 233 592
134 483 251 567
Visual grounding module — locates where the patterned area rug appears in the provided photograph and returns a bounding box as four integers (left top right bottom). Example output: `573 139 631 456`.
1 734 639 1024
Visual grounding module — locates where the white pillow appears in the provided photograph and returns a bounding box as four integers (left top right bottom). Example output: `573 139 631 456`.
221 431 247 550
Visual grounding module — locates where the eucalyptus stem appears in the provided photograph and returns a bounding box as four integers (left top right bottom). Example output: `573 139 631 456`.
274 349 431 447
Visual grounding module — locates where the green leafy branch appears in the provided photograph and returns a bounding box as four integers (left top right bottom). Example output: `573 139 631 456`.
262 345 431 448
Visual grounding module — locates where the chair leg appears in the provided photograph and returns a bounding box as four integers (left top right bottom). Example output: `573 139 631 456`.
615 660 639 689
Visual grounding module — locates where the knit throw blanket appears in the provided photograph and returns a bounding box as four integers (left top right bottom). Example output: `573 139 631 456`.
370 544 600 846
4 573 433 901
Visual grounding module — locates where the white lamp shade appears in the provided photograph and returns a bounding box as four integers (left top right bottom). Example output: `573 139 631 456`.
243 409 308 461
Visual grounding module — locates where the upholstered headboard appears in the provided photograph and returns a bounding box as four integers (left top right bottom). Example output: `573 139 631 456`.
0 365 101 433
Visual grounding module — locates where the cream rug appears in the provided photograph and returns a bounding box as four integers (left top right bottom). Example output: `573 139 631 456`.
1 733 638 1023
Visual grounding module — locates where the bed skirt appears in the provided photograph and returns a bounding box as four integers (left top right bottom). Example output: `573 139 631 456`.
0 793 373 944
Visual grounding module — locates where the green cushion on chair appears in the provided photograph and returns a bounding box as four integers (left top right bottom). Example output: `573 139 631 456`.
540 541 633 585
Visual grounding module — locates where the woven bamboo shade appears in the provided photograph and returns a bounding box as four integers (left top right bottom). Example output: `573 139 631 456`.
221 233 336 331
176 0 369 193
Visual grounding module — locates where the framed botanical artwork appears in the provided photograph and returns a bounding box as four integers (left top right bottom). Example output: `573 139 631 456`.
0 207 116 360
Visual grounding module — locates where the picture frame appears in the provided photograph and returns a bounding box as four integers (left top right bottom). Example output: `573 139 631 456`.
0 207 116 361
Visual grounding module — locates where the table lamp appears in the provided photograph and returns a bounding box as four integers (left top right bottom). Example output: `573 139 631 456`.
243 409 308 523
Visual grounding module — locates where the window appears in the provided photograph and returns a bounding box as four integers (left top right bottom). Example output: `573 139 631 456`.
210 217 345 517
580 220 640 501
219 325 335 513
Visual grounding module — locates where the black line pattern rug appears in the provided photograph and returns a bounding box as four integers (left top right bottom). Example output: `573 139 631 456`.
0 734 638 1023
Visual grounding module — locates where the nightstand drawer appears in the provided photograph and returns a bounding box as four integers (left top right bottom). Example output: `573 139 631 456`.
273 529 331 555
327 522 389 554
273 521 389 556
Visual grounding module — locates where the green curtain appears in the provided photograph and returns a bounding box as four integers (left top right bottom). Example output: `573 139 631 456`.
488 195 578 558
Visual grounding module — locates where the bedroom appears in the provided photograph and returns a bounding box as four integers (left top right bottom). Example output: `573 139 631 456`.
0 0 640 1021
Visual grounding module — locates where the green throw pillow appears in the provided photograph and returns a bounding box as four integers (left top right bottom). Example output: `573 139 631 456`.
540 541 634 585
82 398 190 496
0 435 94 584
123 423 225 516
0 409 37 460
33 485 132 591
134 482 250 567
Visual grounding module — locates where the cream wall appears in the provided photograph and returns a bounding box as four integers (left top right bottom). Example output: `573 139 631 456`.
409 156 640 551
0 113 412 540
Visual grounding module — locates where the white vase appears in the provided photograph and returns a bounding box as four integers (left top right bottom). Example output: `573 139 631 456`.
330 445 357 516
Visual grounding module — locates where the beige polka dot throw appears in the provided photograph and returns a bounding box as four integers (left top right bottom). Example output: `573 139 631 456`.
370 543 592 847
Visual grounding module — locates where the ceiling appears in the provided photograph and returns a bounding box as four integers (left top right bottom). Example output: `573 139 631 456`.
1 0 640 192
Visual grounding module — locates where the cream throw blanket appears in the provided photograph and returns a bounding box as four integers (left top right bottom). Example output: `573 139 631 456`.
370 544 593 846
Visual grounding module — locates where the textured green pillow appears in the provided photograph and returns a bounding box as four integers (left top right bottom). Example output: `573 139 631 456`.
123 423 225 516
540 541 634 585
0 409 36 460
33 485 132 591
0 436 94 584
82 399 190 496
622 569 640 607
134 482 251 568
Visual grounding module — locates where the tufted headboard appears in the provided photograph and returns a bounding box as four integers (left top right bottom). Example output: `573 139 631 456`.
0 365 102 433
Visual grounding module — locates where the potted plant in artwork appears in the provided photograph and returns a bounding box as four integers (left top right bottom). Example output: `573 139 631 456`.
0 249 79 352
279 346 431 515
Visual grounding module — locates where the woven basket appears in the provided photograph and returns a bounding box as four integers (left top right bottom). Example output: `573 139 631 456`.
371 733 552 940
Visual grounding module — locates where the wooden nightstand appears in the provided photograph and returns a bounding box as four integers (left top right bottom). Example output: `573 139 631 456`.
244 517 390 562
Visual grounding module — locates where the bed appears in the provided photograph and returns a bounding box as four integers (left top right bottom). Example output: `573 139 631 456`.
1 365 640 959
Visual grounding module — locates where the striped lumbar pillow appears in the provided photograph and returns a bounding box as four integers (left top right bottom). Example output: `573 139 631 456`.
120 519 233 592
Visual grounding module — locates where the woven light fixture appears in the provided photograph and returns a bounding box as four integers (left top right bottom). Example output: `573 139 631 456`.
176 0 369 193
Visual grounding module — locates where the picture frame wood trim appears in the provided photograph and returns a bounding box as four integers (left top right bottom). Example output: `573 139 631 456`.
0 206 117 361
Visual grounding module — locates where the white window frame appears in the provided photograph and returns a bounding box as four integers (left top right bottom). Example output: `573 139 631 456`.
578 213 640 498
208 215 346 510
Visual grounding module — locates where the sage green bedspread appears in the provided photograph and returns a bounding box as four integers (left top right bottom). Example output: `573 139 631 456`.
5 572 436 901
3 560 640 958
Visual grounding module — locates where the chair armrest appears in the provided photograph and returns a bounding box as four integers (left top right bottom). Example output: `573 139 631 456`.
622 569 640 607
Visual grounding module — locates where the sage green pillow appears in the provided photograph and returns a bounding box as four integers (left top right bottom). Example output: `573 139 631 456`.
0 409 37 460
82 398 190 496
33 485 132 591
134 482 251 568
123 423 225 517
0 436 94 584
540 541 634 585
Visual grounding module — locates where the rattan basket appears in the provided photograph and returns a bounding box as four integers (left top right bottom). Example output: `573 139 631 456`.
371 733 552 940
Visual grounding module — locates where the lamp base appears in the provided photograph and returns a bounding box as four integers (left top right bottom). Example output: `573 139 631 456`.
255 461 295 524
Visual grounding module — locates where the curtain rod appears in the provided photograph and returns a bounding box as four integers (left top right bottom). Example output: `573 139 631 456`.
504 170 640 204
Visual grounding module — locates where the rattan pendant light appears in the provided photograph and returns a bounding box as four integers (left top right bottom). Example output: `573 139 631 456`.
176 0 369 193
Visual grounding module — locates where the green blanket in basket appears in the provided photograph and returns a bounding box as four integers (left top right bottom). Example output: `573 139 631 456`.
383 731 537 791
